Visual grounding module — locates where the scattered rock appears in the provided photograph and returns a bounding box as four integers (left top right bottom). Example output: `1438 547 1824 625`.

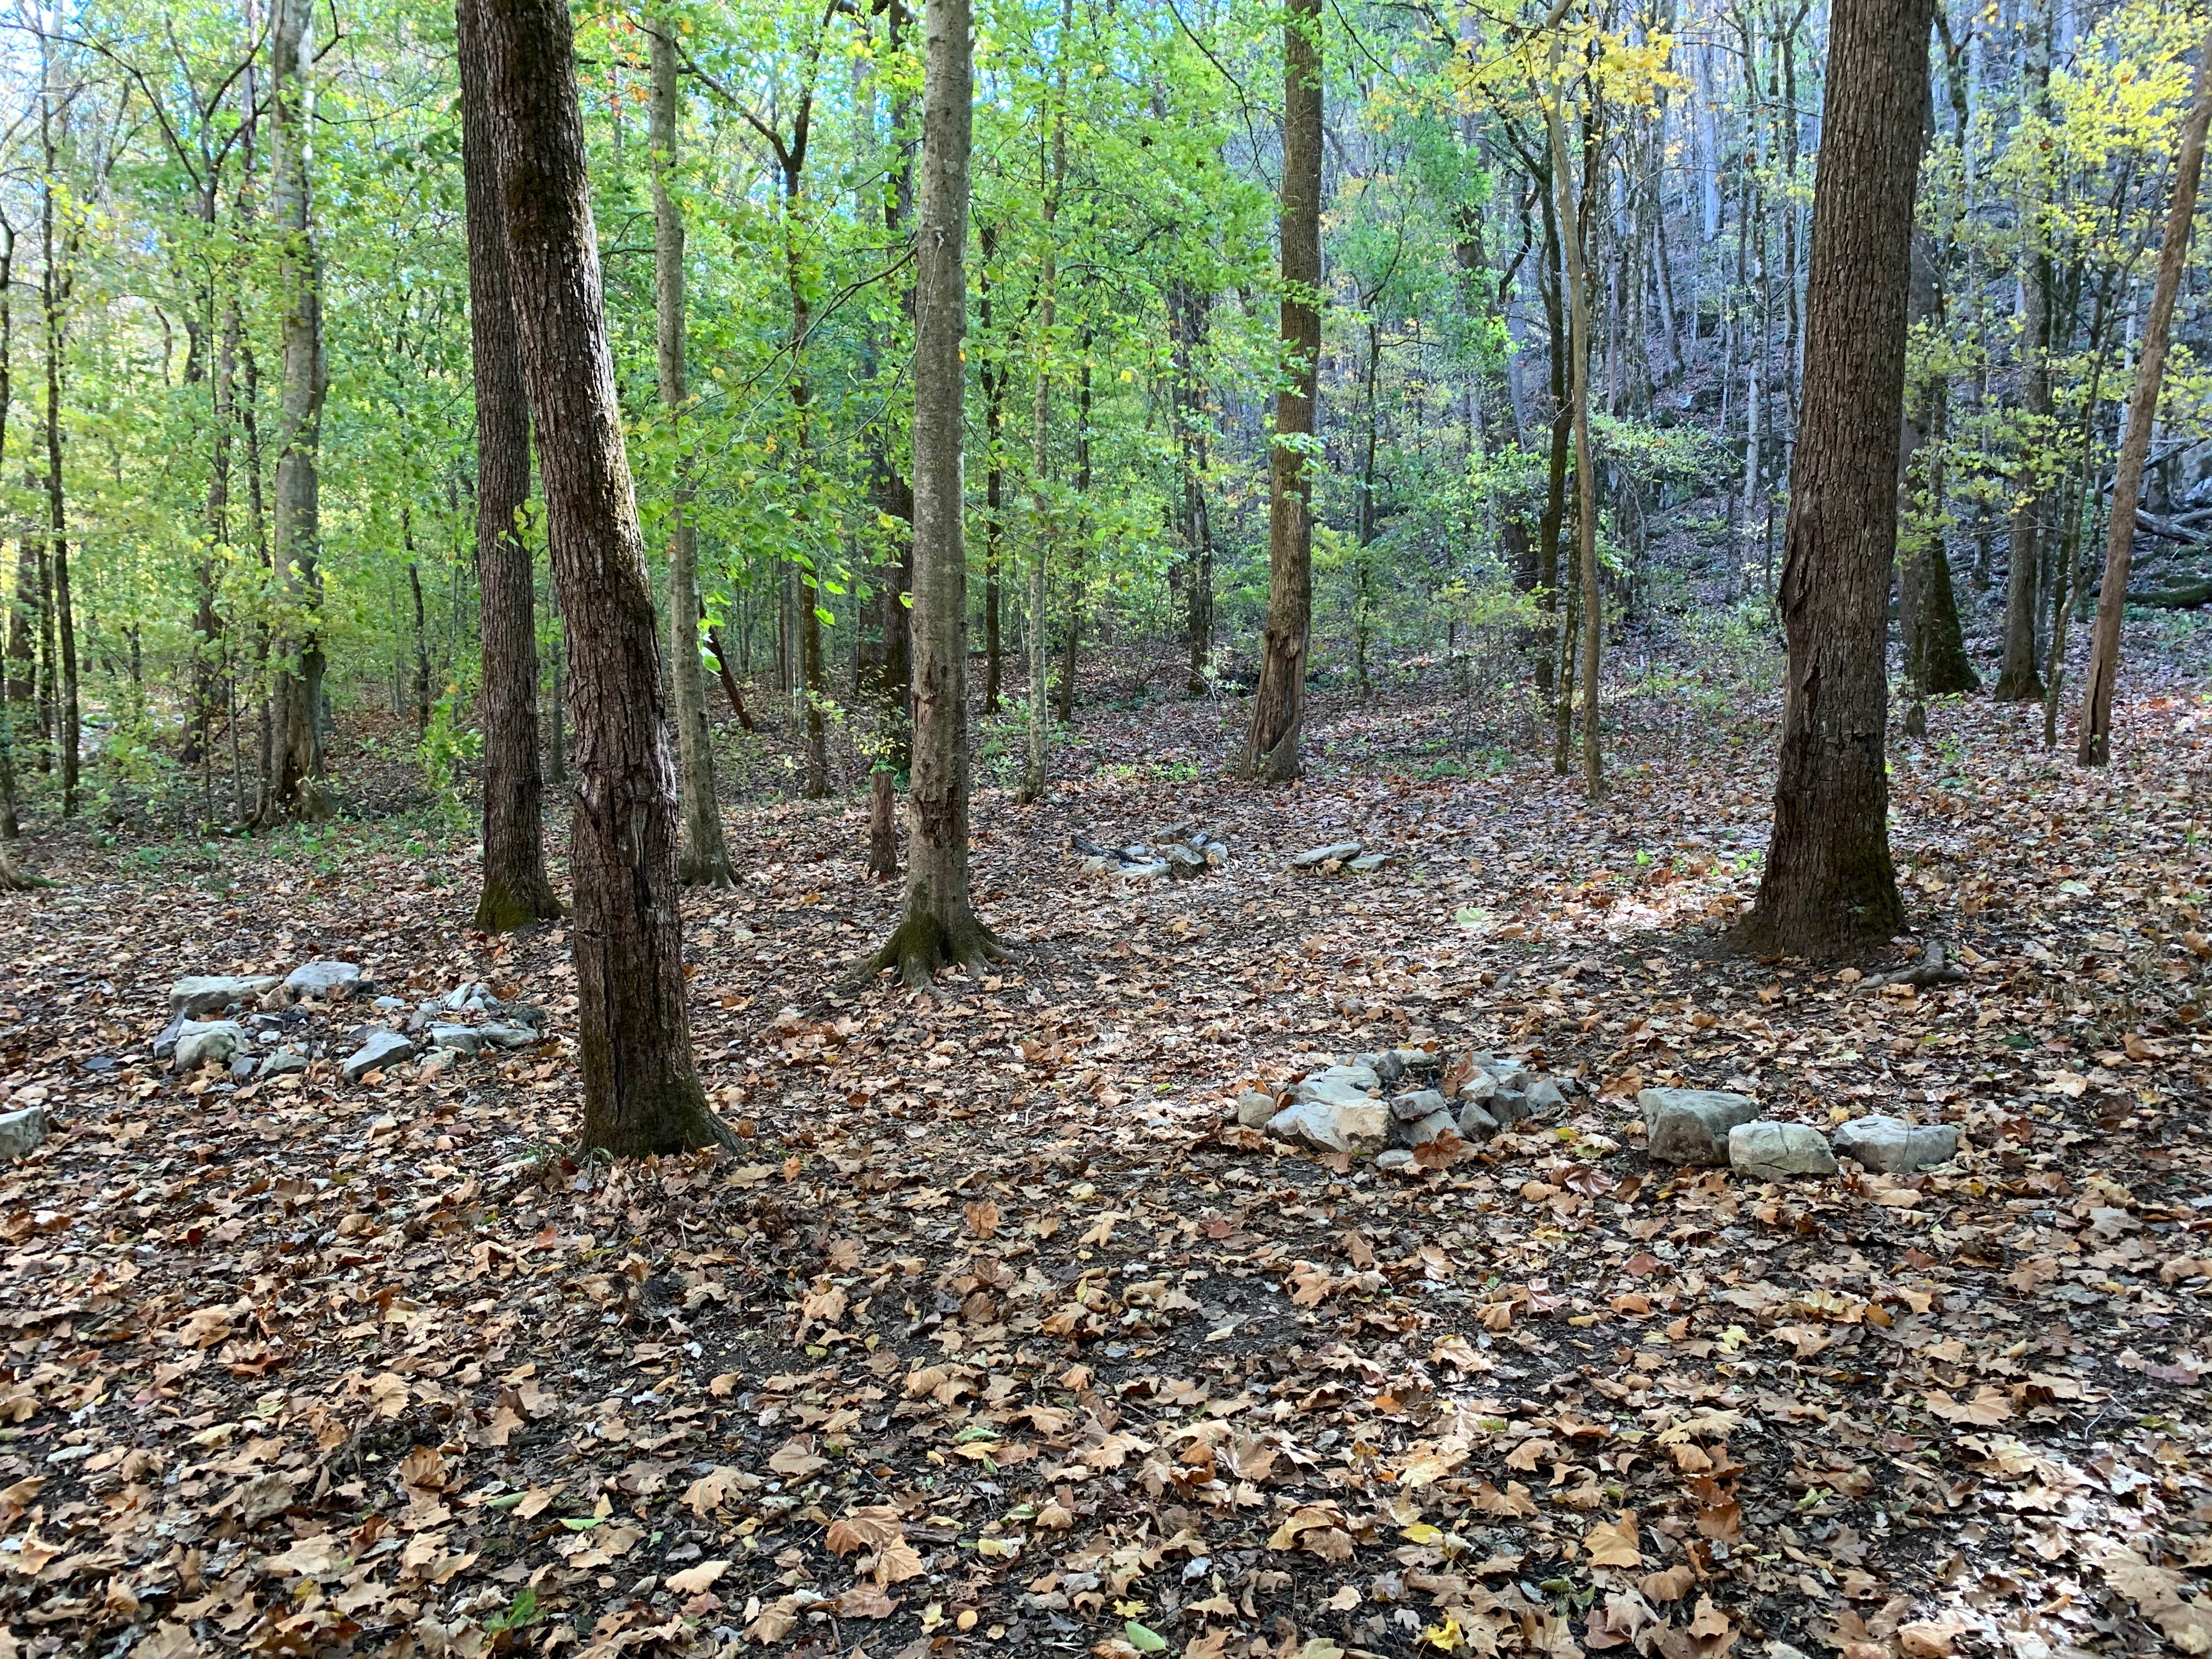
0 1106 48 1159
1640 1088 1761 1166
174 1020 251 1072
1488 1088 1532 1127
1375 1148 1415 1172
1075 828 1229 882
1457 1100 1500 1141
1833 1115 1959 1174
475 1024 541 1051
1392 1108 1459 1149
258 1051 309 1080
1265 1097 1390 1155
1290 1073 1376 1111
1346 853 1395 873
286 961 364 1002
1234 1091 1277 1129
1389 1088 1448 1122
427 1023 484 1056
341 1030 416 1083
1526 1076 1567 1114
417 1047 461 1080
1728 1121 1838 1180
1358 1050 1407 1087
373 995 409 1013
168 975 283 1017
1290 840 1363 870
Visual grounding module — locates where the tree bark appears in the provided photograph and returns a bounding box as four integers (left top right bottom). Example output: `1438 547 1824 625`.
1017 5 1066 809
1243 0 1322 781
1171 281 1214 695
1735 0 1927 958
458 0 562 933
857 0 1003 987
36 47 77 820
477 0 729 1154
981 224 1005 714
1546 58 1602 800
651 21 737 884
259 0 332 824
1995 0 2053 701
2079 26 2212 765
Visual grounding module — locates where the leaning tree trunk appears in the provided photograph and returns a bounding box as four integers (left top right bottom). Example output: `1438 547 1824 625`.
857 0 1003 987
2079 25 2212 766
476 0 730 1155
651 21 736 884
1734 0 1927 958
1243 0 1322 781
260 0 332 824
459 0 561 932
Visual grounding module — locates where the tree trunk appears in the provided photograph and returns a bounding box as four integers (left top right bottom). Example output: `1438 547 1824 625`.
857 0 1003 987
36 53 77 821
1018 10 1066 809
1735 0 1927 958
981 223 1005 714
1995 0 2053 701
459 0 563 932
651 21 737 883
1547 66 1602 800
1171 281 1214 695
1243 0 1322 781
260 0 332 824
2079 26 2212 765
477 0 729 1154
408 551 431 734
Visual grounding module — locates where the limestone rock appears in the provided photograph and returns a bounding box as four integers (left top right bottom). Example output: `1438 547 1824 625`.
1640 1088 1761 1166
1357 1050 1408 1087
1457 1100 1500 1141
1833 1115 1959 1174
475 1024 541 1051
1488 1088 1532 1127
286 961 364 1001
1526 1077 1567 1114
341 1030 416 1083
1728 1121 1838 1180
257 1051 309 1080
1265 1097 1390 1155
1389 1088 1448 1123
174 1020 250 1071
1234 1091 1277 1129
0 1106 49 1160
1392 1109 1459 1150
1290 840 1363 870
1346 853 1390 873
427 1024 484 1056
1375 1148 1415 1172
168 975 283 1017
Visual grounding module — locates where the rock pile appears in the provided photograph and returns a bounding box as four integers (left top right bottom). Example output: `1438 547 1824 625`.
157 962 548 1084
1639 1088 1959 1180
1074 825 1229 883
1236 1047 1577 1166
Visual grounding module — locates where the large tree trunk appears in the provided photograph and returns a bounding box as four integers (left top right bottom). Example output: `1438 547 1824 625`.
1995 0 2053 701
1243 0 1322 781
2079 27 2212 765
1735 0 1927 958
459 0 563 933
857 0 1003 987
981 225 1005 715
259 0 332 824
651 21 737 884
1017 15 1066 810
1172 280 1215 695
476 0 729 1155
37 49 78 820
1547 65 1602 800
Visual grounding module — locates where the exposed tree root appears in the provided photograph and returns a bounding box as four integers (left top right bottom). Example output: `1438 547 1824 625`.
850 907 1014 990
0 844 52 890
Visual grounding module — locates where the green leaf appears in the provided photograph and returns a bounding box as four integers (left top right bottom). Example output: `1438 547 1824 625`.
1125 1621 1168 1653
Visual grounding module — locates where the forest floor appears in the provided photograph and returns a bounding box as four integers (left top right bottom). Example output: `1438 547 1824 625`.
3 616 2211 1659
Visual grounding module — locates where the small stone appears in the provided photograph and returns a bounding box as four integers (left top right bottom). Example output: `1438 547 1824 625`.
417 1047 461 1079
1525 1076 1567 1114
373 996 409 1012
1457 1101 1500 1141
1640 1088 1762 1166
1346 853 1389 873
1358 1050 1407 1087
286 961 364 1002
1116 859 1171 883
1833 1115 1960 1174
168 975 284 1017
174 1020 250 1071
1394 1048 1441 1076
1728 1121 1839 1180
1234 1091 1277 1129
1482 1062 1533 1092
507 1005 546 1029
0 1107 49 1160
1455 1070 1499 1104
342 1030 416 1083
1375 1148 1416 1172
1489 1088 1531 1126
475 1024 540 1051
1265 1098 1390 1155
258 1051 309 1079
427 1023 484 1056
1390 1088 1448 1123
1392 1109 1459 1149
229 1053 258 1080
1290 840 1363 870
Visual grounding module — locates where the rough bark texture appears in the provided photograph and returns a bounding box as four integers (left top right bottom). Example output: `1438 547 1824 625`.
459 0 561 933
650 22 736 884
479 0 729 1155
2079 29 2212 764
1547 73 1601 800
1735 0 1925 958
1243 0 1321 782
260 0 332 825
1995 0 2053 702
858 0 1003 987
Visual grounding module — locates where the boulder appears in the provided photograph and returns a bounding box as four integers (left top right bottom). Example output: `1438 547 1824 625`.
1640 1088 1761 1166
1290 840 1363 870
1833 1115 1959 1174
168 975 283 1017
427 1024 484 1056
1389 1088 1448 1123
1234 1091 1278 1130
1728 1121 1838 1180
1457 1100 1500 1141
475 1024 541 1051
1265 1097 1390 1155
341 1030 416 1083
286 961 364 1001
174 1020 250 1071
0 1106 48 1160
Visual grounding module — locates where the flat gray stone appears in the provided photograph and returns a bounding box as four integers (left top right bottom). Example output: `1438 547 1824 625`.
341 1030 416 1082
1390 1088 1449 1123
1265 1097 1390 1155
1375 1148 1416 1172
1458 1100 1500 1141
1455 1070 1499 1105
1728 1121 1838 1180
1234 1091 1278 1129
1357 1050 1407 1087
1394 1048 1441 1077
174 1020 250 1071
1640 1088 1762 1166
286 961 364 1001
1346 853 1389 873
1526 1077 1567 1114
168 975 283 1017
257 1051 309 1079
475 1024 540 1051
1489 1088 1532 1127
427 1023 484 1055
1392 1109 1459 1149
1833 1115 1959 1174
1290 840 1363 869
0 1107 48 1159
